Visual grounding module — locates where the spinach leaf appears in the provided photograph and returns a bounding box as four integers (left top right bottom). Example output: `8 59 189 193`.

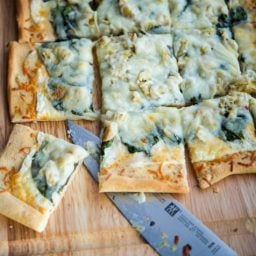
52 100 66 112
51 6 67 40
101 138 114 154
221 127 244 141
31 142 48 178
156 125 182 145
217 14 230 28
62 5 80 31
121 132 159 155
51 4 81 40
120 124 181 156
71 110 83 116
220 112 248 142
31 142 58 202
122 142 146 154
230 6 248 25
182 0 192 13
89 1 98 11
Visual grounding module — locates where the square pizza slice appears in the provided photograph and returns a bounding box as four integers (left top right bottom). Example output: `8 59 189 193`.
168 0 229 30
181 92 256 189
96 33 184 112
231 23 256 93
228 0 256 25
97 0 171 36
173 27 242 104
99 107 189 193
8 39 97 122
17 0 100 42
0 124 87 232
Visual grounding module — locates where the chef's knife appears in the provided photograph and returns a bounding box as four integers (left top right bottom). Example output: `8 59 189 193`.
67 121 237 256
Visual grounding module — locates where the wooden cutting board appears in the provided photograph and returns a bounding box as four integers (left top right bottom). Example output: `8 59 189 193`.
0 1 255 255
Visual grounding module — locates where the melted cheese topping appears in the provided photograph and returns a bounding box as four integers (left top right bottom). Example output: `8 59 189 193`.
97 0 171 36
169 0 229 29
181 92 256 162
10 132 87 213
100 107 186 182
173 28 241 103
30 0 56 24
18 39 96 120
30 0 99 39
96 34 184 112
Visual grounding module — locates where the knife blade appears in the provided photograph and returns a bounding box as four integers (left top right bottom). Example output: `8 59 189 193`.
67 121 237 256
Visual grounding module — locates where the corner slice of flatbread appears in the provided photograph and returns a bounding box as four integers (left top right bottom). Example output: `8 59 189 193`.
0 124 87 232
181 92 256 189
17 0 100 42
8 39 97 122
17 0 56 43
99 107 189 193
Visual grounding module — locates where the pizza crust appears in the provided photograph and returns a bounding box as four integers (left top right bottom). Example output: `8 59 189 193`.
0 124 37 170
8 41 38 122
17 0 56 43
0 192 50 232
0 125 49 232
99 167 189 193
0 124 85 232
193 151 256 189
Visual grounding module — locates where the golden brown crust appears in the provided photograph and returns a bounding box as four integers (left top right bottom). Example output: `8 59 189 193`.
242 0 256 9
17 0 56 43
0 124 37 170
8 41 37 123
0 192 50 232
99 175 189 193
0 125 49 232
99 162 189 194
193 151 256 189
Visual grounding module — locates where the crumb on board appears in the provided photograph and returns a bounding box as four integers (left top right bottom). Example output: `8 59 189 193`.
212 186 220 193
67 129 71 138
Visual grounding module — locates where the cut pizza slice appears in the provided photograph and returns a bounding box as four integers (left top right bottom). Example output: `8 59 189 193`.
97 0 171 36
181 92 256 189
231 23 256 93
168 0 229 30
8 39 97 122
0 124 87 232
99 107 189 193
228 0 256 25
96 33 184 112
17 0 100 42
173 27 242 104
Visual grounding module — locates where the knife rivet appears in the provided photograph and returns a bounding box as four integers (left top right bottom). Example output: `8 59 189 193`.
149 221 155 227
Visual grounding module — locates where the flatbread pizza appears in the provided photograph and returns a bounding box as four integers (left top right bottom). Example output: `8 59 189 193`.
0 124 87 232
8 39 96 122
99 107 189 193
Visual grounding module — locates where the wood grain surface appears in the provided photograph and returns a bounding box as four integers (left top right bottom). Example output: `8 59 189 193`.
0 1 256 255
